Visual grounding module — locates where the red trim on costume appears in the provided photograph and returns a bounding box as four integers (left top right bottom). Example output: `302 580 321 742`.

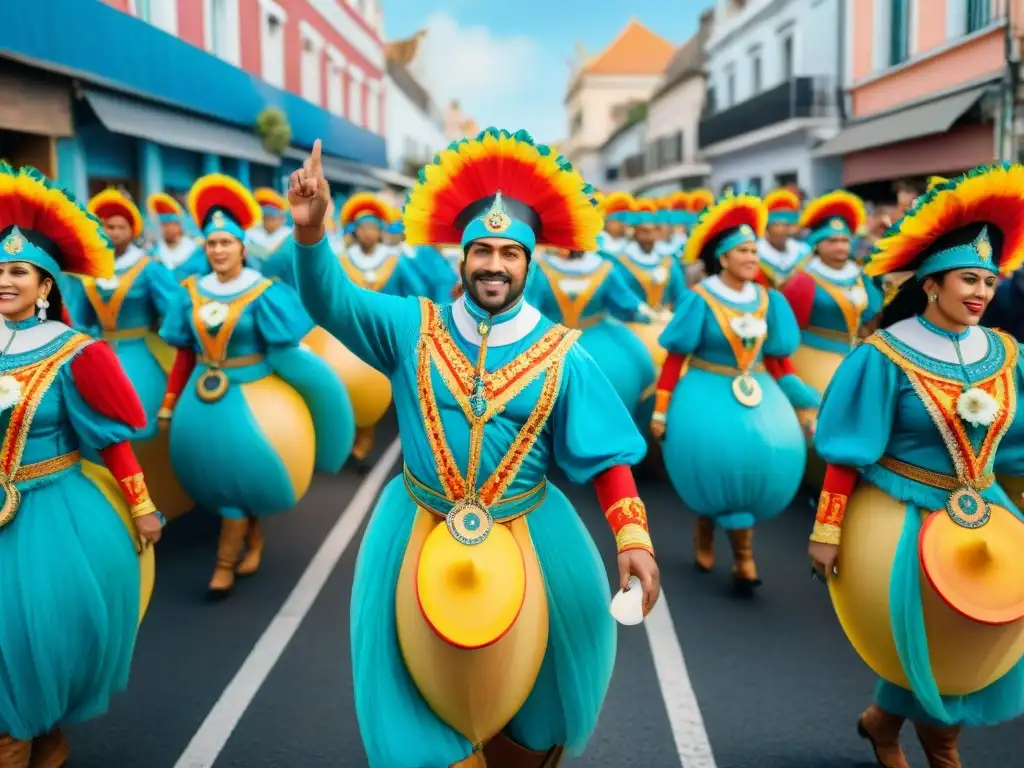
782 271 815 327
99 442 156 517
162 348 196 411
815 463 859 529
655 352 686 395
595 466 653 554
70 341 146 428
594 465 638 511
763 355 796 380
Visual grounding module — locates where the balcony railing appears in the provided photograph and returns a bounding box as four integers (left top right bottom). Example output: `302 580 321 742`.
698 76 837 149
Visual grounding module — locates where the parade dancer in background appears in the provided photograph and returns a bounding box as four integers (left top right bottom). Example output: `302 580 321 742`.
651 193 816 589
289 131 659 768
244 188 293 272
158 173 352 595
0 164 163 768
756 188 810 288
595 190 633 254
147 192 206 281
662 190 689 255
386 211 457 303
809 165 1024 768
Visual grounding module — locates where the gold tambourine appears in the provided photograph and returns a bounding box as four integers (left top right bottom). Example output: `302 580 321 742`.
732 374 763 407
196 367 229 403
0 478 21 527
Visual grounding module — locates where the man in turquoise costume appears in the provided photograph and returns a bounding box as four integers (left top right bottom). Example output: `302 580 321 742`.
287 132 661 767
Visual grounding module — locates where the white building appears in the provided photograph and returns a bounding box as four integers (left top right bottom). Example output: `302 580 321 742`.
599 119 646 191
700 0 843 196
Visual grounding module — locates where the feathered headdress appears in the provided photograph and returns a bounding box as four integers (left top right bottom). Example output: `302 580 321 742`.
188 173 262 241
764 188 802 226
0 164 113 279
386 204 405 236
663 191 692 227
598 191 636 224
340 193 392 230
682 194 767 265
403 127 601 253
147 192 184 224
867 164 1024 278
926 176 948 192
687 189 715 216
632 198 659 226
88 188 144 239
799 190 866 248
254 187 288 216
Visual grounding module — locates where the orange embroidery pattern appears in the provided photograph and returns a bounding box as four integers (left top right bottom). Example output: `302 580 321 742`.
615 254 674 308
339 252 399 291
692 283 770 372
815 491 847 527
184 277 272 363
807 271 864 342
82 257 150 332
536 260 612 328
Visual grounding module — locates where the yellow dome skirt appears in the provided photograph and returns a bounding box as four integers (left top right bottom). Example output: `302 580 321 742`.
82 460 156 624
396 508 548 747
626 319 669 370
829 483 1024 695
132 431 193 521
303 326 391 429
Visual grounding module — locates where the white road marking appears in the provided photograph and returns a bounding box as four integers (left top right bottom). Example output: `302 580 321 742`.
173 440 402 768
645 593 718 768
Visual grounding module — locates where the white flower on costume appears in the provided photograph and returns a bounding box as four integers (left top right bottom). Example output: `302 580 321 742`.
848 285 868 310
730 314 768 342
956 387 1000 428
0 375 22 412
651 266 668 285
198 301 230 329
96 277 120 291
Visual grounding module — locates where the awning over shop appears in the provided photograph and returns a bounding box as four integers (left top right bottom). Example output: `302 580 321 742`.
811 83 993 159
283 148 383 189
83 88 279 166
367 166 417 189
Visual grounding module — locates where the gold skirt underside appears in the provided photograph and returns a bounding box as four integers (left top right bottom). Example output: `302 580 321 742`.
395 508 549 746
829 483 1024 695
303 326 392 429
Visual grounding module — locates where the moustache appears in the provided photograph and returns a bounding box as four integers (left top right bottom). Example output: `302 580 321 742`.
471 271 511 284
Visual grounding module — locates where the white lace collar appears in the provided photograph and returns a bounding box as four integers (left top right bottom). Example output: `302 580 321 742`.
704 275 757 304
157 238 197 270
346 243 394 271
624 240 662 267
544 251 603 274
885 317 989 365
0 321 77 355
246 226 293 251
808 256 860 282
757 238 805 271
198 267 263 296
115 244 147 272
451 296 541 348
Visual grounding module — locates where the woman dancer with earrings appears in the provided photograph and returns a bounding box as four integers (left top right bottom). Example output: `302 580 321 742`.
0 164 163 768
157 174 353 594
809 165 1024 768
650 194 817 588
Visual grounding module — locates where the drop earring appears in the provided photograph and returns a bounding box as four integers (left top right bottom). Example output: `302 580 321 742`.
36 296 49 321
927 293 938 303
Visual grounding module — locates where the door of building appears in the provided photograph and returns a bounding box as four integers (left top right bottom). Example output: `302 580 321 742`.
0 129 55 177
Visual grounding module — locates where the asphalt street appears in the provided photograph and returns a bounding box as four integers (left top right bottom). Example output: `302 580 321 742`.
64 419 1023 767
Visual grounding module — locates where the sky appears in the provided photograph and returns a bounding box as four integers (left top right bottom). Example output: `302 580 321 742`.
382 0 715 143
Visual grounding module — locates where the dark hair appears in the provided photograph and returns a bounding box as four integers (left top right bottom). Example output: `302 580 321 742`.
879 272 947 328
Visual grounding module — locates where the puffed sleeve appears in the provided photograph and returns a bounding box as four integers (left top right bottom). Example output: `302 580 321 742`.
294 235 421 376
158 287 196 349
763 287 820 409
60 275 100 336
551 344 648 484
994 349 1024 476
65 342 147 447
143 259 184 318
253 280 315 348
815 343 899 467
658 289 707 354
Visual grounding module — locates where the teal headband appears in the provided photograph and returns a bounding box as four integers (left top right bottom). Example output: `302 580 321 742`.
714 224 757 257
767 210 799 225
353 216 385 231
460 191 538 253
916 224 999 278
157 213 181 224
807 217 851 248
0 226 63 278
605 212 631 223
261 205 285 218
632 211 658 226
203 209 245 241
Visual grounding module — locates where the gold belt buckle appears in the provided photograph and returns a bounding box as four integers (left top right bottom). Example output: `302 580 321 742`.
445 498 494 545
732 373 763 407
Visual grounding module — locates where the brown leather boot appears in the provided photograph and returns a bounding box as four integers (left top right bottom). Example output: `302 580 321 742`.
209 518 249 593
352 426 375 461
483 733 564 768
0 735 31 768
693 515 715 572
235 518 264 576
913 721 962 768
28 729 66 768
727 528 761 586
857 704 910 768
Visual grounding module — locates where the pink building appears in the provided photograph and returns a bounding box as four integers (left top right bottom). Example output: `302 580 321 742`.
814 0 1023 197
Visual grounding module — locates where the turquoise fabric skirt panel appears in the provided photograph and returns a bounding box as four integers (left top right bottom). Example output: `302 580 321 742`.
350 477 472 768
882 500 1024 727
662 369 805 529
81 337 165 463
577 321 654 415
505 483 617 756
268 347 356 474
0 468 140 740
168 370 299 518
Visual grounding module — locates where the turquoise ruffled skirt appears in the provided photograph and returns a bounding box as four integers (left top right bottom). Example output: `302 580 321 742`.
0 467 140 739
663 369 805 528
350 478 615 767
578 320 655 415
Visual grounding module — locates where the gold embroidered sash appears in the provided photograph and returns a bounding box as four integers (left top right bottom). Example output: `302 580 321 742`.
692 283 770 372
82 257 150 332
415 299 578 506
615 254 673 308
536 260 612 328
339 252 399 291
184 277 272 364
0 333 90 527
808 271 865 343
865 332 1019 487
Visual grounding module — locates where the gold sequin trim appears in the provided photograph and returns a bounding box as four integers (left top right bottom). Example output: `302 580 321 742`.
692 283 770 373
615 523 654 555
12 450 80 482
809 521 842 546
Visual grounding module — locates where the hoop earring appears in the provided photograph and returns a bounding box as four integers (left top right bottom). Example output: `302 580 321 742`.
35 296 49 321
